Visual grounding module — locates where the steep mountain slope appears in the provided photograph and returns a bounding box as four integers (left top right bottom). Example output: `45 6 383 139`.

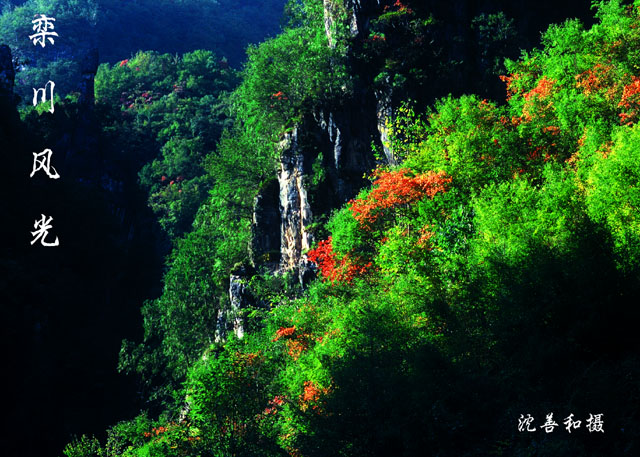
101 1 639 456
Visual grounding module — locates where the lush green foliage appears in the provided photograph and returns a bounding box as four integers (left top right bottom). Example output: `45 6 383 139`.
139 3 635 456
0 0 285 103
96 49 237 239
233 0 348 138
583 124 640 266
117 0 345 401
61 2 640 457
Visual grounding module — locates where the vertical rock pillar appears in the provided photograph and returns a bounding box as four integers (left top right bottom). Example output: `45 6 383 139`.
278 127 314 272
78 48 99 108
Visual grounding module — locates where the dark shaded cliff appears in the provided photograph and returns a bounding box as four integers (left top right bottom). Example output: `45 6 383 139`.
0 45 164 457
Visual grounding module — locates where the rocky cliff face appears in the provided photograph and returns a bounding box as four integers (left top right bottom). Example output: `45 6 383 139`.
60 48 100 176
0 45 15 98
251 177 282 267
374 84 396 165
275 0 388 272
323 0 385 45
224 0 406 338
275 102 381 272
232 0 579 339
78 48 99 108
0 45 20 135
278 127 315 273
228 265 256 340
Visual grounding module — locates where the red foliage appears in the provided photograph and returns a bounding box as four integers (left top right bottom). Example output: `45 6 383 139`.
348 169 451 228
271 91 288 100
301 381 322 403
286 340 308 360
527 145 554 163
575 63 615 98
306 238 336 279
229 351 262 372
499 115 522 128
119 59 128 67
244 352 260 365
521 76 556 121
542 125 561 135
499 73 521 101
523 76 555 101
479 98 492 109
306 237 372 284
618 75 640 125
263 397 285 416
272 326 316 359
273 326 296 341
307 169 449 283
149 426 167 436
416 226 435 248
384 0 413 14
263 406 277 416
501 74 556 117
299 381 329 412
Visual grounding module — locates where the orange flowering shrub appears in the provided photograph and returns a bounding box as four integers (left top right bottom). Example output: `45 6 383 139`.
348 169 451 228
575 63 617 98
141 422 201 447
383 0 414 14
262 396 286 416
271 91 288 100
286 340 307 360
273 326 296 341
523 76 555 101
521 76 556 121
306 237 372 283
542 125 561 135
272 326 318 360
233 351 261 366
299 381 329 412
416 226 435 248
226 351 264 380
618 76 640 125
301 381 322 403
307 169 449 283
499 73 522 101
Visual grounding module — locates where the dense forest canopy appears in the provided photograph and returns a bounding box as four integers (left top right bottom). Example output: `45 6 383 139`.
2 0 639 456
0 0 286 103
1 1 284 456
95 1 640 455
